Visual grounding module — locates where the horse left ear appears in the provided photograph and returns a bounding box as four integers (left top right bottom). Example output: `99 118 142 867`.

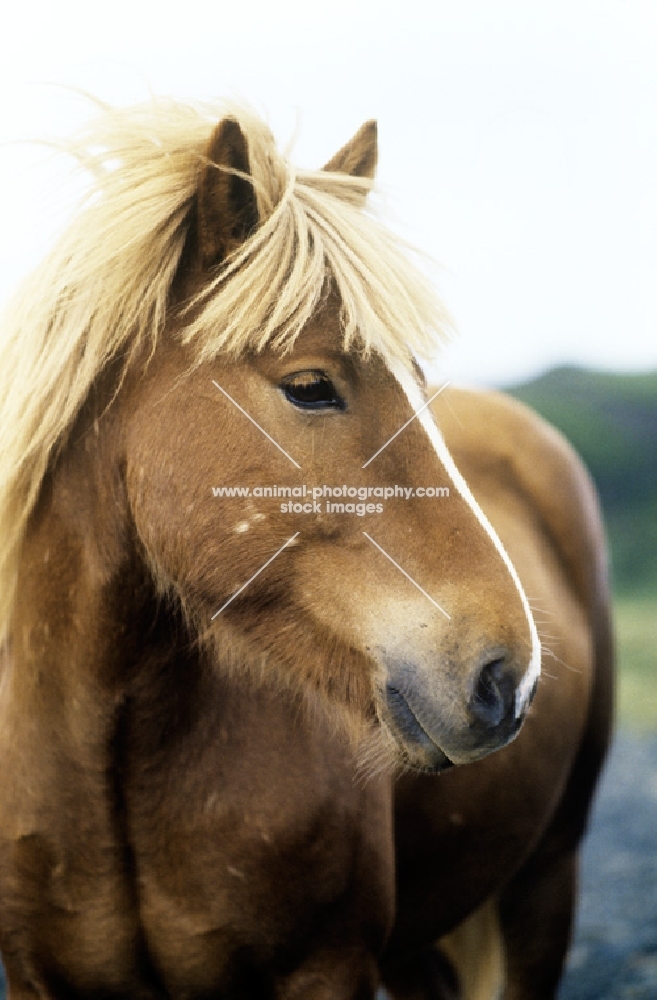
197 118 259 269
323 120 378 180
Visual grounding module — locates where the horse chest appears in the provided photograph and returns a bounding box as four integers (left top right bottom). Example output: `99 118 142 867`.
115 682 394 995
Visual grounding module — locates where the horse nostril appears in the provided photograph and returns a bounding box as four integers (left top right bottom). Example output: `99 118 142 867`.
470 658 515 730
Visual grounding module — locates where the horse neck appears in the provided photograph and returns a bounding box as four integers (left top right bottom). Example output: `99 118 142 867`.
6 386 150 752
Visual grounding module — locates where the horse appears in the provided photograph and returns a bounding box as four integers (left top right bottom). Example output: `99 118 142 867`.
0 99 610 999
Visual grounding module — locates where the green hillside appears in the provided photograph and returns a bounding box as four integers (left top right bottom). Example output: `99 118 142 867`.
506 366 657 596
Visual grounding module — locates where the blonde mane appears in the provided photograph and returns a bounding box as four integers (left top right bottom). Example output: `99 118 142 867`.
0 97 451 645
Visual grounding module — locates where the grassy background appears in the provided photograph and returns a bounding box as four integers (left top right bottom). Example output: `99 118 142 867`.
614 597 657 731
507 367 656 732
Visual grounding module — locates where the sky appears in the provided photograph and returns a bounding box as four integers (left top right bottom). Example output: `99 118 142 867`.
1 0 656 387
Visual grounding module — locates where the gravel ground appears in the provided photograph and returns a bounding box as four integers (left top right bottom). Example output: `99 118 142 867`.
1 731 655 999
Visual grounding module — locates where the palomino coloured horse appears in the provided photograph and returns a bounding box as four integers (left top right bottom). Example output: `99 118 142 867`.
0 101 612 999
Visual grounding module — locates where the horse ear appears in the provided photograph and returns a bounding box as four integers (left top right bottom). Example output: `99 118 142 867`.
197 118 259 269
323 120 378 180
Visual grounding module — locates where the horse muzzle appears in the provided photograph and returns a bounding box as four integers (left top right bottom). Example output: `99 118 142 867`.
383 651 536 772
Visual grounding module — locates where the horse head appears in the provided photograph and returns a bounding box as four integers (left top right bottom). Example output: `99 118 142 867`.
121 113 540 772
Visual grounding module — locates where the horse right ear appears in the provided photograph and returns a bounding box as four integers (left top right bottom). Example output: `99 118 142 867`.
196 118 259 270
323 120 378 180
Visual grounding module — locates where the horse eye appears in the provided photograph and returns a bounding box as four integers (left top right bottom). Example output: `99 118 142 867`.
281 371 345 410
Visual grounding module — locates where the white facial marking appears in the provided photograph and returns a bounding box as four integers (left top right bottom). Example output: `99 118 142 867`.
389 360 541 716
234 521 251 534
